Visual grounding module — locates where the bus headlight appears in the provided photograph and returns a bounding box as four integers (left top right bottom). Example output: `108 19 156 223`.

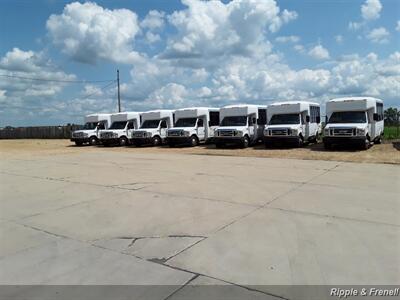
183 131 190 137
234 131 243 137
291 129 298 136
324 128 330 136
356 128 366 136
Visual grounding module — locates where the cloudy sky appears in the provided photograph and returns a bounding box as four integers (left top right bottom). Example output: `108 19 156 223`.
0 0 399 126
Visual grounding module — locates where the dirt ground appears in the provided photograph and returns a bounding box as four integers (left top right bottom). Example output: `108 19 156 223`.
1 139 399 164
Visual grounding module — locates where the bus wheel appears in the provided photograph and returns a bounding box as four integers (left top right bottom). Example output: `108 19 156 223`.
89 136 98 146
242 136 249 148
153 136 161 146
119 137 128 146
361 138 370 150
190 135 199 147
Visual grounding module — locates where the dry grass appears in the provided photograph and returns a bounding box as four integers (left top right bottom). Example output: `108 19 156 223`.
0 139 399 164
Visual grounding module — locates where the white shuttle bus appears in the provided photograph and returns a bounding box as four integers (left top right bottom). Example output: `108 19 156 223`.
264 101 321 147
214 104 267 148
166 107 220 147
71 113 111 146
99 112 141 146
323 97 384 150
130 110 174 146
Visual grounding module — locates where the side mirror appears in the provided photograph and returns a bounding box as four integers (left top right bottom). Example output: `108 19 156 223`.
306 115 310 123
208 121 211 127
373 113 379 121
316 116 321 123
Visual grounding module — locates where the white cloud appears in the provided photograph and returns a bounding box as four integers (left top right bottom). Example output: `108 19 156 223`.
147 83 187 107
293 44 305 54
162 0 297 61
46 2 142 64
275 35 300 43
335 35 343 43
348 22 363 31
0 48 75 100
145 32 161 43
348 0 382 35
141 10 165 30
3 1 400 125
361 0 382 21
366 27 390 44
396 20 400 32
308 45 330 60
0 48 77 123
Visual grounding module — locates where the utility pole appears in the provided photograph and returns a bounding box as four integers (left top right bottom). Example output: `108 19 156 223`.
117 69 121 112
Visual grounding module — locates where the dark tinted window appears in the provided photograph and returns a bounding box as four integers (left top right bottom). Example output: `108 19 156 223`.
127 121 135 129
209 111 220 126
258 109 267 125
160 120 167 128
197 119 203 127
310 106 320 123
141 120 160 128
328 111 366 123
269 114 300 125
376 103 384 121
221 116 247 126
175 118 197 127
109 121 127 130
83 122 97 130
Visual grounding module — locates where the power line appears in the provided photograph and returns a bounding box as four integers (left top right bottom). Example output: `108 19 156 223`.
0 74 115 84
79 81 117 101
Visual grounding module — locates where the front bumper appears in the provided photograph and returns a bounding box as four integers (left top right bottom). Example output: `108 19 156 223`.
70 138 89 143
264 136 300 144
323 136 366 145
130 137 153 145
214 137 244 145
166 136 192 145
100 138 119 145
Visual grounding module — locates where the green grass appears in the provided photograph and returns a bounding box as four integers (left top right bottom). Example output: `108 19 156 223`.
384 126 400 140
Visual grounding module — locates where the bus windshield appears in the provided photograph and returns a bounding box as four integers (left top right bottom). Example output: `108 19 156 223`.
109 121 127 130
83 122 97 130
140 120 160 129
328 111 366 124
220 116 247 126
269 114 300 125
175 118 197 127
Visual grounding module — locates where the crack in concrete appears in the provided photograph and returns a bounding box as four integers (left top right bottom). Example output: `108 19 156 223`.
9 220 286 299
164 237 207 263
268 206 400 228
162 274 199 300
213 163 344 235
155 262 289 300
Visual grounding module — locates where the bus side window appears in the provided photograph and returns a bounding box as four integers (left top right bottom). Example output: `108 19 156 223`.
160 120 167 128
127 121 134 129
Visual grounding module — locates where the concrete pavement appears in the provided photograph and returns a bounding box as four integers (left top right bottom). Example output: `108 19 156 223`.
0 149 399 299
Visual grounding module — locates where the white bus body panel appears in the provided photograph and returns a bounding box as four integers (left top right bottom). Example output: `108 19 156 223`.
99 111 141 143
167 107 220 142
215 104 267 145
324 97 384 145
265 101 321 142
131 109 175 143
